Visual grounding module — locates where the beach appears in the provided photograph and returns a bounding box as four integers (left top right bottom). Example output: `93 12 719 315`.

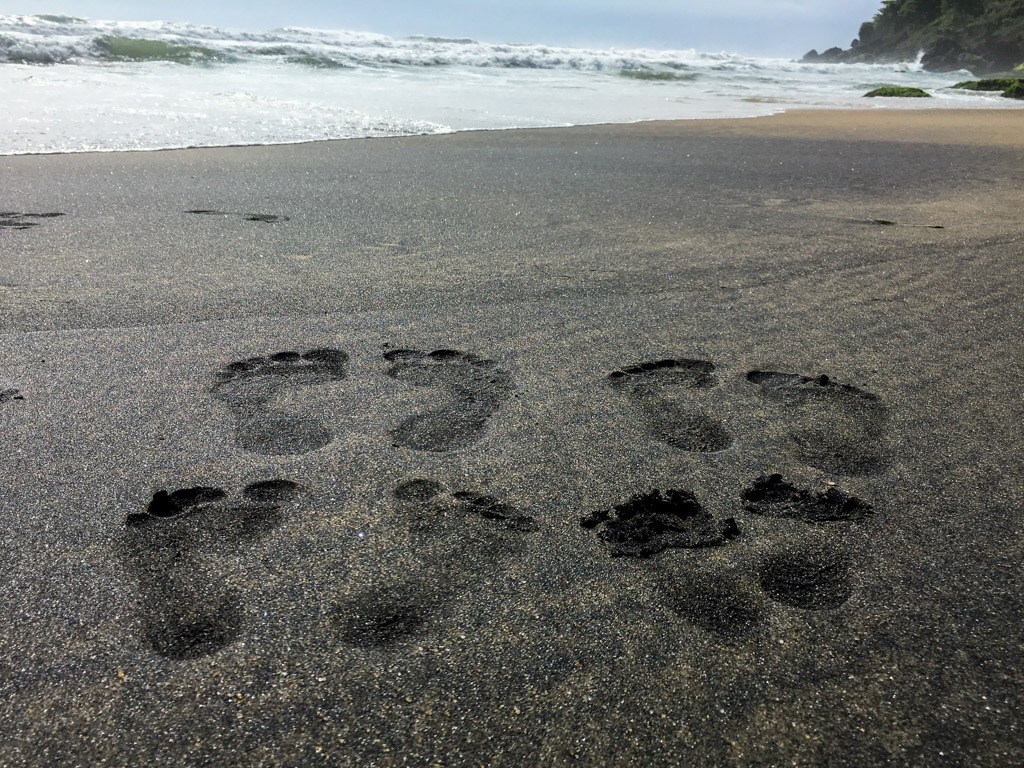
1 109 1023 766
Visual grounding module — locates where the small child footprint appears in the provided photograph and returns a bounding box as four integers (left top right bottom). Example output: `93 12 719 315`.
581 488 739 558
335 582 435 648
384 349 514 452
662 570 765 638
608 359 732 452
211 349 348 455
747 371 888 475
393 477 538 535
121 479 303 660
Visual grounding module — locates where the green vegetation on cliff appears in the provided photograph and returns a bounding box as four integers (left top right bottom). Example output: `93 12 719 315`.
803 0 1024 74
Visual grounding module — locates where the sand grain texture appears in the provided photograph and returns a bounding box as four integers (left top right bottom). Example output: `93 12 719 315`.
0 110 1022 767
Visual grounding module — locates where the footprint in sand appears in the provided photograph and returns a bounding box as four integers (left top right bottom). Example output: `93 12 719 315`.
607 359 732 452
186 209 289 223
747 370 888 475
0 212 64 230
384 348 514 452
393 477 538 535
335 581 435 648
586 476 871 636
120 478 303 660
662 570 765 638
335 479 535 647
580 487 753 636
758 547 852 611
742 474 867 612
742 473 874 523
211 348 348 455
580 488 739 558
0 389 24 405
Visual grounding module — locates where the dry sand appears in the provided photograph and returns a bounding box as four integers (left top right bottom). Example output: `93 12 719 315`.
1 109 1023 766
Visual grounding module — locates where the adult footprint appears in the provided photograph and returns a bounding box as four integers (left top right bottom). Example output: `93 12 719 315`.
758 547 852 610
0 212 64 230
186 209 290 223
384 349 514 452
0 389 24 405
608 359 732 452
747 371 888 475
211 349 348 455
121 479 303 659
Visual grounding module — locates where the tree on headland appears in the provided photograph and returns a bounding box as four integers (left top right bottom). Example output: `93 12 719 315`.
803 0 1023 74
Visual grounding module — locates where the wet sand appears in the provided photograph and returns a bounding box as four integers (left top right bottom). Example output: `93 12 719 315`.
1 109 1023 766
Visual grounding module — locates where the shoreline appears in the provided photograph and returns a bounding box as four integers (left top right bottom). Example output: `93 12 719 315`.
2 104 1023 159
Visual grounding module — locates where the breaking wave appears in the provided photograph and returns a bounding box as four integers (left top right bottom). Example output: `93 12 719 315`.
0 13 843 73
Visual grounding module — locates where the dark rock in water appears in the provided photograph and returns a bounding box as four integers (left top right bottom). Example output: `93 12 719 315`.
922 38 992 74
953 78 1024 98
1003 80 1024 98
802 47 843 64
952 78 1017 90
864 86 931 98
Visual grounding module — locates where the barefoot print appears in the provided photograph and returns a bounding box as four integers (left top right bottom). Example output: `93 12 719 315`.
211 348 348 456
645 475 870 637
742 475 866 612
579 487 751 636
662 570 764 638
185 209 289 223
743 474 873 523
0 389 24 404
608 359 732 452
384 348 514 452
393 477 538 534
0 212 64 230
747 370 888 475
580 488 739 558
335 582 435 648
334 479 535 648
757 547 852 610
121 479 303 660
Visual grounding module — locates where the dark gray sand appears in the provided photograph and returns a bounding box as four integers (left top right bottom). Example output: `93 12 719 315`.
1 110 1023 766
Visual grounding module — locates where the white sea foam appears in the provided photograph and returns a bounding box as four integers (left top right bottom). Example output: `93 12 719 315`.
0 14 1018 155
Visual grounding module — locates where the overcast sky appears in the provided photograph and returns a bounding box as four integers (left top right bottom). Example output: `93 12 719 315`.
1 1 884 56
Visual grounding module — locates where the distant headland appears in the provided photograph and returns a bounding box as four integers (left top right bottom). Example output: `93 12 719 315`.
803 0 1024 75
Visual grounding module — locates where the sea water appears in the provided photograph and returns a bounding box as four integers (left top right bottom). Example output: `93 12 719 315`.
1 14 1019 155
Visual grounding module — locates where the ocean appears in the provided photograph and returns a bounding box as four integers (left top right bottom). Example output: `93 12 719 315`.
1 13 1019 155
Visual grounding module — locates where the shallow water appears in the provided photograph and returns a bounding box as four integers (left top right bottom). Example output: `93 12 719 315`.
1 14 1019 155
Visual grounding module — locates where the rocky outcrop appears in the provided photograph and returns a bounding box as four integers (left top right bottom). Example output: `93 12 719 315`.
864 85 933 96
802 0 1024 76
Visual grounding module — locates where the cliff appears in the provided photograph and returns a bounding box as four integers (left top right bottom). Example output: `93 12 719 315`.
803 0 1024 74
